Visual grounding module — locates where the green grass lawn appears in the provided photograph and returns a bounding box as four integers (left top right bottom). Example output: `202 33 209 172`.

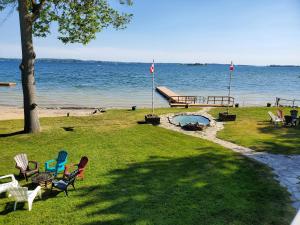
0 108 295 225
210 107 300 154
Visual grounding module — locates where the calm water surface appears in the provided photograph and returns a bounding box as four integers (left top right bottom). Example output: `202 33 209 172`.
0 59 299 108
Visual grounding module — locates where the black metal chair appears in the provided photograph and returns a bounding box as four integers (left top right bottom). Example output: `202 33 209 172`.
291 109 298 126
284 115 293 127
51 169 79 196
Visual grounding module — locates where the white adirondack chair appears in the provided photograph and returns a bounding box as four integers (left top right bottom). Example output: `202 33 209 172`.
14 153 39 181
268 111 283 127
8 186 42 211
0 174 18 194
14 153 28 171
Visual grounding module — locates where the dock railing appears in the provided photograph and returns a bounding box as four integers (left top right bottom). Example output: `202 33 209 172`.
207 96 235 106
169 95 234 106
169 96 206 104
275 97 300 107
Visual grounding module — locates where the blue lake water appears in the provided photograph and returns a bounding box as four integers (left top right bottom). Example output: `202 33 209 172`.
0 59 299 108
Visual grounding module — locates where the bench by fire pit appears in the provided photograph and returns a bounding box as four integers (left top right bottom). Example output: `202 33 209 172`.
145 114 160 125
218 112 236 121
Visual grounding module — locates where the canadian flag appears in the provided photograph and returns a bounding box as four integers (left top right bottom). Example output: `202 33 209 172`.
150 62 155 74
229 61 234 71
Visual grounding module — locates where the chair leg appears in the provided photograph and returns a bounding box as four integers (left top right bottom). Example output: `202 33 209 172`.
65 189 68 196
22 173 27 181
72 183 75 190
28 200 32 211
14 202 17 211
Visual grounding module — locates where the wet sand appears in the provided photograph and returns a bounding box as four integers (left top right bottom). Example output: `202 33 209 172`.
0 106 99 121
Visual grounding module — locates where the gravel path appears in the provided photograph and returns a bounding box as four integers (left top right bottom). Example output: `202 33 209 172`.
159 108 300 209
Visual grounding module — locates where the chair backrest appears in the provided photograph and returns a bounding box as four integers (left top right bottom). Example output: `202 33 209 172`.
57 150 68 164
268 111 276 121
66 169 79 184
14 154 28 171
291 110 298 119
8 187 28 201
78 156 88 169
277 109 284 119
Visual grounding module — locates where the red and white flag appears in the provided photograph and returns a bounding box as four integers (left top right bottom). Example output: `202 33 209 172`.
150 62 155 74
229 61 234 71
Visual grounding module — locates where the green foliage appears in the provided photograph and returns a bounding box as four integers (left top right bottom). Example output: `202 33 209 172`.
0 108 295 224
0 0 16 11
33 0 132 44
1 0 132 44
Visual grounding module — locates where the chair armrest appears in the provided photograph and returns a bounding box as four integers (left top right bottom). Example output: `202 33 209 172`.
28 160 39 170
34 185 41 193
65 163 75 170
45 159 56 168
0 174 15 181
63 164 75 178
78 167 85 173
29 186 42 200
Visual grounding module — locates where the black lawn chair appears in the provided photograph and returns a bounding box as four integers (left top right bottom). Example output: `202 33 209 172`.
51 169 79 196
290 109 298 126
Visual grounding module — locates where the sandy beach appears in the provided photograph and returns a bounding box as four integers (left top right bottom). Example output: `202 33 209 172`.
0 106 98 121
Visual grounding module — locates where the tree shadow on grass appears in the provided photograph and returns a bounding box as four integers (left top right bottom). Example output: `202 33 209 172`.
74 152 293 225
0 130 24 138
0 196 43 215
253 122 300 154
0 181 60 215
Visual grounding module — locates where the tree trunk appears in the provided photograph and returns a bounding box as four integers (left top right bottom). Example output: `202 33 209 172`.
18 0 41 133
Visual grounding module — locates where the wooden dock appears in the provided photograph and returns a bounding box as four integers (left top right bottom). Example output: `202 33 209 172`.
0 82 16 87
156 86 180 103
168 103 232 108
156 86 234 108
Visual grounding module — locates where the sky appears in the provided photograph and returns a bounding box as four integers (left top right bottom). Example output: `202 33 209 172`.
0 0 300 65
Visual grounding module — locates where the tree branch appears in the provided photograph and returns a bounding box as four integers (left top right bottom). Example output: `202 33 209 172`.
32 0 46 22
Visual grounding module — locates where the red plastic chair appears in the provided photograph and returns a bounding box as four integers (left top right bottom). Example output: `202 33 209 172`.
64 156 88 180
277 109 284 120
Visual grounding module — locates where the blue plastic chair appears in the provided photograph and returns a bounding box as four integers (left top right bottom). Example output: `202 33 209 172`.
45 150 68 176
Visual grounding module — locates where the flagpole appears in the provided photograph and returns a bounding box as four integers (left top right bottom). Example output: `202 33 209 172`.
227 61 233 114
152 59 154 114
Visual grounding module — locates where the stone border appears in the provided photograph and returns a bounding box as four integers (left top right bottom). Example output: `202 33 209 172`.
159 108 300 209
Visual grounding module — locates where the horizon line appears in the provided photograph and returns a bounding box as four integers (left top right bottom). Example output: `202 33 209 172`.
1 57 300 67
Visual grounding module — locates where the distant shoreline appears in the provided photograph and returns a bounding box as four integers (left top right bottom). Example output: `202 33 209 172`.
269 65 300 68
1 57 300 67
